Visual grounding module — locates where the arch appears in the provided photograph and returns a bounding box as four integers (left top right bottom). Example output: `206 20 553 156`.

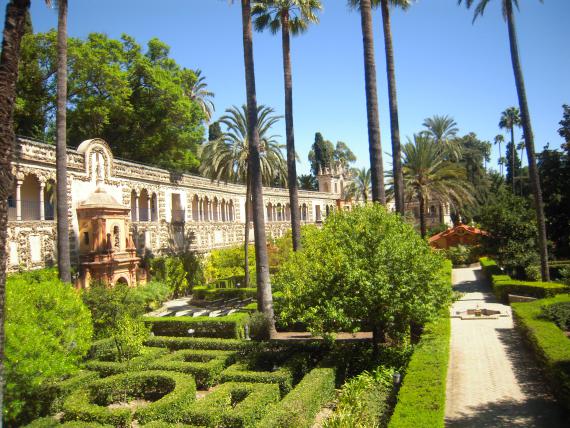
44 179 56 220
276 203 283 222
203 196 210 222
285 203 291 221
21 174 41 220
192 195 200 221
213 197 219 222
266 202 273 222
315 205 322 222
76 138 114 181
115 276 129 286
229 200 235 222
221 199 227 222
139 189 150 222
151 192 158 221
301 203 308 221
130 190 138 221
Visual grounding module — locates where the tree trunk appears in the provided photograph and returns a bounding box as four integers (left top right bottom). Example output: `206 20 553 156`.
0 0 31 419
56 0 71 283
419 193 426 238
510 126 515 193
506 0 549 281
281 11 301 251
380 0 403 214
243 173 250 287
240 0 276 334
359 0 385 205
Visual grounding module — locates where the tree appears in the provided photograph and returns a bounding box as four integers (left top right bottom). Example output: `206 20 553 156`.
188 68 215 123
5 269 92 425
273 205 451 354
422 114 461 160
375 0 412 215
494 134 505 176
239 0 276 334
298 173 317 190
308 131 334 175
457 132 490 220
401 134 473 238
352 167 372 203
499 106 521 192
252 0 321 253
460 0 550 281
333 141 357 170
349 0 385 204
208 121 223 142
505 140 521 192
558 104 570 151
0 0 31 420
200 104 285 289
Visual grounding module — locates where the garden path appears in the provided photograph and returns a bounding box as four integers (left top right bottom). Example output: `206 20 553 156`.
445 265 568 427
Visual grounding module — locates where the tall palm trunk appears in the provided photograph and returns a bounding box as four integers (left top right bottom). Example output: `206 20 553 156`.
509 126 515 192
243 173 250 287
418 192 427 238
240 0 276 333
505 0 549 281
380 0 403 214
0 0 31 417
359 0 385 204
281 10 301 251
498 141 503 176
56 0 71 283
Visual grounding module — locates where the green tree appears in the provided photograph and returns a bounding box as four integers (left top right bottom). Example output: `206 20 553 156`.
237 0 276 335
459 0 550 281
401 134 473 237
558 104 570 151
352 167 372 203
252 0 321 252
349 0 385 204
208 121 223 141
0 0 31 420
308 131 334 176
457 133 490 220
5 269 92 425
188 68 215 123
499 106 521 192
333 140 357 170
274 205 451 353
422 114 461 160
505 140 521 192
494 134 505 176
298 173 317 190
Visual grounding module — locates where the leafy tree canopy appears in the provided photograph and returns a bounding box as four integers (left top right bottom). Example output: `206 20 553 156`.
559 104 570 151
308 132 356 176
15 31 206 172
273 205 451 344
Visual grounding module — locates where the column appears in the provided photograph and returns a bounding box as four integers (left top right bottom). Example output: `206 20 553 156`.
147 200 151 223
16 179 22 221
134 195 139 222
39 182 45 221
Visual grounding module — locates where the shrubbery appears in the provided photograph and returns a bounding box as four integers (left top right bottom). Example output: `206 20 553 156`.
445 244 482 266
191 286 256 301
148 256 190 297
144 336 251 351
144 313 250 339
5 269 93 425
203 245 256 285
542 302 570 331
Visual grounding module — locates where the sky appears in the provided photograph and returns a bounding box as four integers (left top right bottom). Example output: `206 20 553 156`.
8 0 570 175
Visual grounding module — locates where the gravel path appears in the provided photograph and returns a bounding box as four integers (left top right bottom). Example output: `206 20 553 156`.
445 266 568 427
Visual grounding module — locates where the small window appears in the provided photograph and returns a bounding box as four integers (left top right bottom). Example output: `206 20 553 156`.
8 195 15 208
83 232 89 245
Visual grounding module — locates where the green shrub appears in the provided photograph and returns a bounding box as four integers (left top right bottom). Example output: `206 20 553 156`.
148 256 190 297
144 336 251 351
191 287 257 301
129 281 172 312
479 257 503 277
257 366 336 428
388 314 450 428
203 246 256 285
445 245 481 266
180 382 279 427
63 370 196 426
85 347 168 376
145 313 250 339
542 302 570 331
5 269 93 425
41 370 100 414
24 417 113 427
142 422 202 428
149 349 237 388
512 295 570 411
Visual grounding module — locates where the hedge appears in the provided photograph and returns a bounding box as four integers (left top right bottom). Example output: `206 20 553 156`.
24 417 112 427
145 313 250 339
144 336 252 351
149 349 237 388
388 314 450 428
63 370 196 427
220 353 309 396
180 382 280 427
41 370 100 414
256 366 336 428
192 287 257 301
84 347 169 377
512 295 570 411
142 423 204 428
479 257 569 302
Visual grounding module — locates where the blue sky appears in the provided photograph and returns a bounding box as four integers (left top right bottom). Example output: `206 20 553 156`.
13 0 570 175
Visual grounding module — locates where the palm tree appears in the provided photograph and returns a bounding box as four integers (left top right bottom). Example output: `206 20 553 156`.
252 0 321 253
352 167 372 203
200 104 286 288
375 0 413 215
499 106 521 192
517 139 525 194
0 0 32 416
422 114 461 160
237 0 277 333
494 134 504 175
401 134 473 238
189 69 215 123
349 0 386 204
483 140 492 171
460 0 550 281
45 0 72 284
498 156 507 175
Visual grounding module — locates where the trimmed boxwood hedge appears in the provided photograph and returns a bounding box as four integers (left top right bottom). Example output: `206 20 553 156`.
62 370 196 427
512 294 570 411
144 336 252 351
142 422 204 428
192 287 257 301
41 370 100 414
145 313 250 339
180 382 280 427
84 347 169 377
388 314 450 428
479 257 569 302
24 417 113 427
256 366 336 428
149 349 237 388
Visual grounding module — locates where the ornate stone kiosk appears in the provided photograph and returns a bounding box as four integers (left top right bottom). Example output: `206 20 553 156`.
76 185 145 288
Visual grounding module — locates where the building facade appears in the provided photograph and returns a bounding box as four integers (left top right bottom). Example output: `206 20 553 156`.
6 138 339 273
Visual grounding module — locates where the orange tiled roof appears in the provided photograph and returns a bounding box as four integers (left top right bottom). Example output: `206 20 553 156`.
428 223 489 243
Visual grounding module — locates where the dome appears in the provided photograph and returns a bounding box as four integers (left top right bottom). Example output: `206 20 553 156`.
78 186 127 210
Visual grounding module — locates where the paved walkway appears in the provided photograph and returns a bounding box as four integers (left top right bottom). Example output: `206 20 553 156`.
445 266 569 427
